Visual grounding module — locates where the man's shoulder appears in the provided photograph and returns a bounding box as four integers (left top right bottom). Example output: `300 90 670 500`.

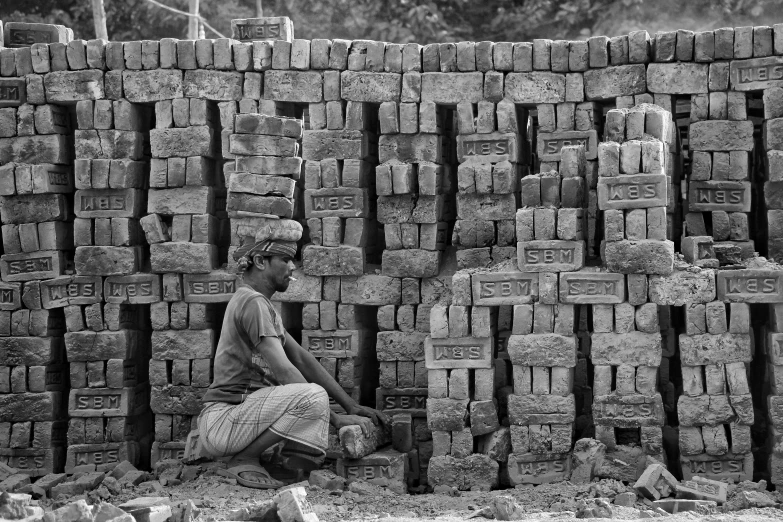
232 285 276 315
231 284 262 304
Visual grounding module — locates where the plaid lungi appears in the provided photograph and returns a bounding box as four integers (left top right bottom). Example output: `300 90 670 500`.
197 383 329 460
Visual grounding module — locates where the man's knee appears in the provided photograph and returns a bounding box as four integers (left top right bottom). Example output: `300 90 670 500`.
300 383 328 413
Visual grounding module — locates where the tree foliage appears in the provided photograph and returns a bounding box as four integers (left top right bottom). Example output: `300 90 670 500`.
1 0 780 44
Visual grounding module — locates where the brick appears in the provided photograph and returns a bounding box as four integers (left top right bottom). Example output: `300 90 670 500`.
424 337 492 369
507 394 574 425
505 72 565 103
506 452 571 486
584 65 645 100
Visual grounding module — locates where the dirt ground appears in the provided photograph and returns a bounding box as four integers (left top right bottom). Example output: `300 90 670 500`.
77 467 783 522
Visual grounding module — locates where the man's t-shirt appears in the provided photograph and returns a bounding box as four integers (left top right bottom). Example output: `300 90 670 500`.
202 284 287 404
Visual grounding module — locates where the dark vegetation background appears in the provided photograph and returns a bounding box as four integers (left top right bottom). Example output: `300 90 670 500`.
1 0 782 44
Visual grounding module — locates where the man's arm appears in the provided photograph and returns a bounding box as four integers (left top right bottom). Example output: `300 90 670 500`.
257 336 308 385
258 337 372 432
283 332 389 431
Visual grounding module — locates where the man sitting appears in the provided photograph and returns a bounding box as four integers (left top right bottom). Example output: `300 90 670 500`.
198 235 388 488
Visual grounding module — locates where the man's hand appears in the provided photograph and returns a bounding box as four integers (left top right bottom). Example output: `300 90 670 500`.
347 404 390 429
332 414 376 437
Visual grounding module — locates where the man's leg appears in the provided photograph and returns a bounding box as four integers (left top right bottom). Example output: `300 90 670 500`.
202 384 329 486
228 429 284 467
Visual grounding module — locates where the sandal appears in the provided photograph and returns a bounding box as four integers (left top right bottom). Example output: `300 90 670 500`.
217 464 285 489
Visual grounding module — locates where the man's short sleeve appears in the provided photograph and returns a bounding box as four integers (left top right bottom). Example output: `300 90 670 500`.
240 296 285 348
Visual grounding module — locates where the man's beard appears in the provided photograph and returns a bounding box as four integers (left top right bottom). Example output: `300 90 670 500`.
276 278 290 292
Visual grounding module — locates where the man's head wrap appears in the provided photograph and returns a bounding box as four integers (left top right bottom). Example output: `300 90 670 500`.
233 238 298 271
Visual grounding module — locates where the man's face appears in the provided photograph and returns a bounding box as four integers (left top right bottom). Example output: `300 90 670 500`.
256 254 296 292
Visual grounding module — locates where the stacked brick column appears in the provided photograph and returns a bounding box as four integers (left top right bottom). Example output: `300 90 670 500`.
453 100 522 267
1 39 104 478
301 103 377 415
426 302 499 489
65 84 154 474
765 88 783 262
372 76 451 489
144 92 222 464
589 104 675 481
677 300 753 481
72 98 147 276
300 100 377 410
768 303 783 488
505 301 578 485
500 144 587 486
377 106 449 277
765 88 783 488
535 101 600 258
687 91 754 264
0 89 72 477
62 289 151 474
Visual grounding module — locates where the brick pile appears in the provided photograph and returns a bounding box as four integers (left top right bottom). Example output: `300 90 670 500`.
0 39 75 478
64 45 157 475
765 88 783 490
141 46 231 465
454 100 522 267
678 300 754 482
426 302 499 488
588 104 677 482
767 304 783 488
2 16 783 495
686 91 753 265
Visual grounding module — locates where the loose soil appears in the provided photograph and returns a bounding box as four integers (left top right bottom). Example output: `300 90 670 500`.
69 468 783 522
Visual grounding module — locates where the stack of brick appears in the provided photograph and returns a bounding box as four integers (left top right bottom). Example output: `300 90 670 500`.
229 111 301 244
0 53 74 477
376 100 450 278
148 291 217 465
687 88 754 265
365 43 456 489
768 303 783 488
300 79 376 411
465 261 543 470
300 283 376 415
0 109 73 282
598 105 675 275
765 88 783 489
62 287 151 474
603 104 679 424
72 99 148 277
373 270 436 488
304 101 377 276
59 57 153 475
499 144 587 486
517 145 587 274
590 295 667 481
535 101 600 258
589 105 673 482
301 95 377 412
765 88 783 263
144 91 222 465
558 269 627 445
0 280 68 478
453 100 522 268
505 301 578 486
327 274 419 491
145 97 218 274
425 302 500 490
604 103 679 239
678 301 754 482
